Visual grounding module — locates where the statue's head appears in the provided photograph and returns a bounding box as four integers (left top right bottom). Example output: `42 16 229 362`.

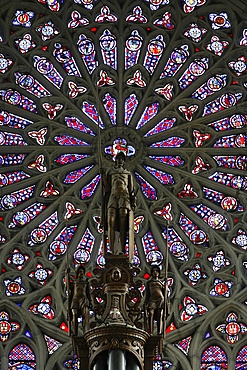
76 265 85 278
115 151 126 162
151 266 161 278
111 267 122 282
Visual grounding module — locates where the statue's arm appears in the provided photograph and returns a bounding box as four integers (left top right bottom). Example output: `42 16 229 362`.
144 280 150 306
100 170 110 229
128 173 138 209
100 168 109 189
86 280 92 307
66 274 73 335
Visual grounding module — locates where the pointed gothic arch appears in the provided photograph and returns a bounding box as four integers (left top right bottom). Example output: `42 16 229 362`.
0 0 247 368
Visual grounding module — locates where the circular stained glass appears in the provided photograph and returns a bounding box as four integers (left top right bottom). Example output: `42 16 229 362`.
215 282 228 295
171 47 188 63
208 214 225 229
12 252 25 266
0 321 11 334
231 176 246 190
42 25 54 37
225 322 240 335
19 38 32 51
189 270 201 282
0 174 8 187
34 268 48 281
213 15 226 27
18 75 34 89
1 195 18 210
185 303 198 315
170 242 187 258
146 250 163 265
235 234 247 247
78 38 94 55
100 34 116 51
148 40 163 55
126 35 142 51
190 230 207 245
0 132 6 145
207 76 223 91
221 197 237 211
30 228 48 244
49 241 66 256
37 303 50 315
35 58 54 74
0 58 8 70
7 282 21 294
74 249 90 264
5 90 21 105
13 212 30 226
189 60 206 76
17 13 30 25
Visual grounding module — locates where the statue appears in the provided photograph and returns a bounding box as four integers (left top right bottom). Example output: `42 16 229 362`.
69 265 91 336
103 152 137 255
111 267 122 282
145 266 167 335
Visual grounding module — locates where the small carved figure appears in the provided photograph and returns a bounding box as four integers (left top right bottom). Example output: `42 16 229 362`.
111 267 122 282
69 265 91 336
103 152 137 254
109 296 122 321
145 266 166 335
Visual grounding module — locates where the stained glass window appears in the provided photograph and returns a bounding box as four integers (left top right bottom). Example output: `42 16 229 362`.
0 0 247 369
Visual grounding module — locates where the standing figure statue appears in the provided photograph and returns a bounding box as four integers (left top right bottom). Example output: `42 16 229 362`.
103 152 137 255
145 266 166 335
69 265 91 336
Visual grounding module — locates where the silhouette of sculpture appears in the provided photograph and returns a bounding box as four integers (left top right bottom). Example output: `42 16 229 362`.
103 152 137 254
69 265 91 336
111 267 122 282
145 266 166 335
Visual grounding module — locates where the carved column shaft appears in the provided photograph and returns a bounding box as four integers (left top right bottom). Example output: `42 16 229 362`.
108 349 126 370
92 352 108 370
127 353 141 370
